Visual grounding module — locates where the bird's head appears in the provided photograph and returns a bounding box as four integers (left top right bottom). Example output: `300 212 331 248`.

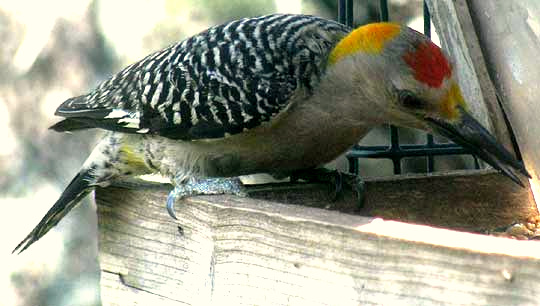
328 22 529 185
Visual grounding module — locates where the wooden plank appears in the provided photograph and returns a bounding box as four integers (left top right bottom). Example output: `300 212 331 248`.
425 0 515 151
247 170 537 232
466 1 540 210
96 171 539 305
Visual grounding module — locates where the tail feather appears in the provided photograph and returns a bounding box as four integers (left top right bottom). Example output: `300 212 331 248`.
13 171 94 254
49 119 96 132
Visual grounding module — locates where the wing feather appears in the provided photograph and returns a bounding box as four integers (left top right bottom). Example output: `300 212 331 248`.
51 14 350 140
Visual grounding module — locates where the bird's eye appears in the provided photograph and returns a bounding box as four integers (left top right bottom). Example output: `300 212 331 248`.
398 90 425 109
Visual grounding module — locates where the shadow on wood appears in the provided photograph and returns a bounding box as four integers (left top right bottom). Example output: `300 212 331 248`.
96 170 539 305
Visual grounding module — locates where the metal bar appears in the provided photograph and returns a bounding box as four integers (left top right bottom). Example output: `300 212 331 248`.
379 0 389 22
390 126 400 150
423 1 431 37
354 142 470 151
424 1 435 172
473 156 480 169
347 156 359 174
426 135 435 171
346 0 354 27
348 146 470 159
389 126 401 174
338 0 346 24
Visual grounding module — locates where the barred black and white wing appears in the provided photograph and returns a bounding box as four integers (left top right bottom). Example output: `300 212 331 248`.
51 14 350 140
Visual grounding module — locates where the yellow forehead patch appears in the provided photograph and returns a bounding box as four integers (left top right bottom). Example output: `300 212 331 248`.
440 82 466 120
329 22 401 65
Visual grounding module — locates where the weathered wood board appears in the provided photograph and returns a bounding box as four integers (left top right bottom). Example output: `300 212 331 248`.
426 0 540 210
96 170 539 305
465 0 540 211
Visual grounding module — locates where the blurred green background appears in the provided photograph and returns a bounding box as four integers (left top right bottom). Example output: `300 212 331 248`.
0 0 461 305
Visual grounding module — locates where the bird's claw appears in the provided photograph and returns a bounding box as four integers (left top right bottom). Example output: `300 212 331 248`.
291 168 366 210
333 171 366 210
166 187 180 220
329 170 343 201
350 174 366 210
166 177 247 220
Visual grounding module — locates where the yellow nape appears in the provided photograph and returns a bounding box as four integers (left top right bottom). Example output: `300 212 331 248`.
119 145 151 172
440 82 467 120
329 22 401 65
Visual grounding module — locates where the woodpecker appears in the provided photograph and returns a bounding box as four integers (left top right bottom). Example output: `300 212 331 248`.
14 14 529 253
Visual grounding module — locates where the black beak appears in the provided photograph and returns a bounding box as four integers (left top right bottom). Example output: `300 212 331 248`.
425 107 530 187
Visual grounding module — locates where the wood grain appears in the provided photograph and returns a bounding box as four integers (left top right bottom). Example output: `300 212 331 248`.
248 170 537 232
96 170 539 305
466 0 540 211
425 0 514 150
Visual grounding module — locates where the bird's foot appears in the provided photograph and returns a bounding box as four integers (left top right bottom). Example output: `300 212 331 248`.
291 168 366 210
291 168 343 200
349 174 366 211
166 177 247 219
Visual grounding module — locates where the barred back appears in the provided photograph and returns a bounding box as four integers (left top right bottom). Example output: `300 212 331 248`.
53 14 350 139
